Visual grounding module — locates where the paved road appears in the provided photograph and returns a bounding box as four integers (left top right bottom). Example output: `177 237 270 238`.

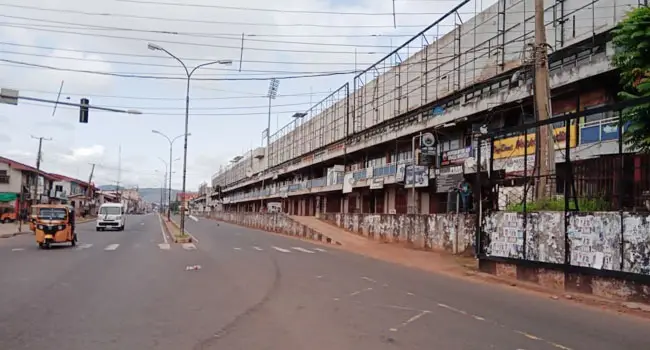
0 214 648 349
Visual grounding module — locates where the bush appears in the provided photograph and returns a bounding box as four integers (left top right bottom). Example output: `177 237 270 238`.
505 197 609 212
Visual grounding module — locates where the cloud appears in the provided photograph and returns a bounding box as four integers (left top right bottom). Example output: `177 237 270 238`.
0 134 11 143
0 0 483 190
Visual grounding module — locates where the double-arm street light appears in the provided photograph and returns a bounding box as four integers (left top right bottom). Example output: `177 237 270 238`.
152 129 188 220
148 42 232 236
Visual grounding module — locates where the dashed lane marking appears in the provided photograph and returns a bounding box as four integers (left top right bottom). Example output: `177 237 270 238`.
104 244 120 251
313 248 327 252
233 247 242 251
182 243 197 250
158 243 170 250
11 248 24 252
292 247 315 253
272 246 291 253
75 243 93 250
253 246 263 251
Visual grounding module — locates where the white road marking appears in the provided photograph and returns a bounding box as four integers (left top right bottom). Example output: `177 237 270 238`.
189 215 198 222
11 248 24 252
272 246 291 253
140 222 145 225
182 243 197 250
157 214 168 244
361 276 377 283
349 287 373 297
104 244 119 251
313 247 327 252
233 247 242 251
389 310 430 332
75 243 93 250
292 247 315 253
253 246 263 251
158 243 170 250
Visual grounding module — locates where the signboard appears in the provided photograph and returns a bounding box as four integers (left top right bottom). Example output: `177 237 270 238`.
396 163 407 182
0 88 18 105
420 132 437 157
369 178 384 190
492 125 577 159
342 173 354 194
436 173 464 193
440 147 472 166
404 165 429 188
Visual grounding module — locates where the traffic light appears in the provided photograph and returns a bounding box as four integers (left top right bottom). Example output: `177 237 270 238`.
79 98 89 123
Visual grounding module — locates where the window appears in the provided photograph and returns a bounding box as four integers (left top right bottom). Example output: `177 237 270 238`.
0 170 8 184
38 208 67 220
55 185 63 192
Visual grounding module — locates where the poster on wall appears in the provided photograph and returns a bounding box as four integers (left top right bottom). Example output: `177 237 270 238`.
342 173 354 194
404 165 429 188
440 147 471 166
396 163 406 182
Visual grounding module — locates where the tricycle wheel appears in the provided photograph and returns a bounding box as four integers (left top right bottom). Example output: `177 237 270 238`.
71 236 76 247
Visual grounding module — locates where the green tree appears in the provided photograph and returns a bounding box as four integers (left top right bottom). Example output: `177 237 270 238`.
612 6 650 151
169 201 180 212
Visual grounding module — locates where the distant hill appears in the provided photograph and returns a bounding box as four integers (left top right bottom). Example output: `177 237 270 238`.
98 185 182 204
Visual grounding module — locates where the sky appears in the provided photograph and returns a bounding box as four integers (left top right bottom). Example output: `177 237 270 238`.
0 0 489 191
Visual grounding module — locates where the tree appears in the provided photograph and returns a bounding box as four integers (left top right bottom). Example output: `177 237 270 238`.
169 201 180 212
612 6 650 152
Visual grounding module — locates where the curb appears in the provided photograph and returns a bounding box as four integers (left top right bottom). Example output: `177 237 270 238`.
0 230 32 239
209 217 342 246
165 217 195 243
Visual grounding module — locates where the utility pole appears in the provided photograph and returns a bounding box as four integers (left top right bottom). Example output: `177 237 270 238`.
86 163 96 215
533 0 554 200
30 135 52 206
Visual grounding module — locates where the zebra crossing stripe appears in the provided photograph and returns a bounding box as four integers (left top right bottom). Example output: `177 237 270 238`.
272 246 291 253
292 247 315 253
104 244 119 251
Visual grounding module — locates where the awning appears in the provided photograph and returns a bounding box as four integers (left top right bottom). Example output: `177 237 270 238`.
0 193 18 202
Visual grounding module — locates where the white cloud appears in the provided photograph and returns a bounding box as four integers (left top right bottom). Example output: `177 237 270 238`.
0 0 487 190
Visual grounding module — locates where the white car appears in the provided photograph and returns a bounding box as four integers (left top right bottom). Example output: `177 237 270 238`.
96 203 126 231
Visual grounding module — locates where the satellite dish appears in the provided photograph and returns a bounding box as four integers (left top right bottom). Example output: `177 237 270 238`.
421 132 437 147
245 168 253 178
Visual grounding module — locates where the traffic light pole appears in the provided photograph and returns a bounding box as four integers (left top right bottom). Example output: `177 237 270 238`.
0 92 141 116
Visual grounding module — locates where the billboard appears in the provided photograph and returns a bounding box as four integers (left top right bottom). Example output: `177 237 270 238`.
492 125 577 160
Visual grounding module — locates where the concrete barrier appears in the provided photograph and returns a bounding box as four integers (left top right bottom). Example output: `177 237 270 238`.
210 212 342 245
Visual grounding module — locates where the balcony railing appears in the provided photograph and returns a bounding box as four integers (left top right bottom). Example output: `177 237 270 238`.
580 117 631 145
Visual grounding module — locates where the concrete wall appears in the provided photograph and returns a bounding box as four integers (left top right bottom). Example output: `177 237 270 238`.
211 212 340 244
322 212 475 254
482 211 650 302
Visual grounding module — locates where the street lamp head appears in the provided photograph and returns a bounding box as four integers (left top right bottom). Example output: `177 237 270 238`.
148 43 163 52
217 60 233 66
127 109 142 115
152 130 162 135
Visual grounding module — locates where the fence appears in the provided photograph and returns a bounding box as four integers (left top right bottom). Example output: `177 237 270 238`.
475 96 650 278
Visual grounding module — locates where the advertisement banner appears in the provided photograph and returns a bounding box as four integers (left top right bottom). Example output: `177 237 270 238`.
440 147 472 166
342 173 354 194
492 125 577 159
404 165 429 188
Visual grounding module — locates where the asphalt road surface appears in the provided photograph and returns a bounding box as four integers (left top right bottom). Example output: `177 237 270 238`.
0 214 648 350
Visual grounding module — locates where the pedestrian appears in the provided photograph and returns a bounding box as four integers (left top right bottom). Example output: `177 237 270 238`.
458 178 472 213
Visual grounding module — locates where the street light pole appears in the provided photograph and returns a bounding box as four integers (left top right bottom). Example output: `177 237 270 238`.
152 129 187 220
149 43 232 236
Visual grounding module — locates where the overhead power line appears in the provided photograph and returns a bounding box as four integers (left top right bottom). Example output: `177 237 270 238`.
0 22 386 55
0 3 433 28
114 0 465 16
0 59 357 81
0 16 408 49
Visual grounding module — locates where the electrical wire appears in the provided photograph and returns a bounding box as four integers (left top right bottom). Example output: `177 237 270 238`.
113 0 467 16
0 16 409 49
0 3 433 28
0 22 385 55
0 59 356 81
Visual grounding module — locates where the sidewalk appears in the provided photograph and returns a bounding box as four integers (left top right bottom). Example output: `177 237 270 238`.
0 222 32 238
290 215 474 275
